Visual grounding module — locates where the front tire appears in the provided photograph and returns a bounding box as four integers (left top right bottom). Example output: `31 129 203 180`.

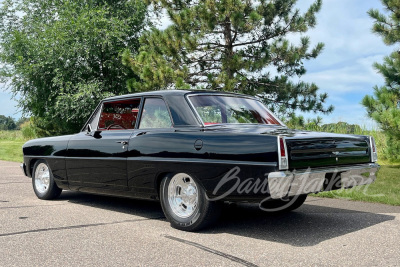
160 173 221 231
32 160 62 200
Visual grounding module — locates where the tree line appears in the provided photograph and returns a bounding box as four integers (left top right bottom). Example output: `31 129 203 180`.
0 0 398 161
0 115 28 130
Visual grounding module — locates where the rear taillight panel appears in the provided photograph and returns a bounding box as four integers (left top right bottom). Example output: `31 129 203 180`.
370 136 378 162
278 136 289 170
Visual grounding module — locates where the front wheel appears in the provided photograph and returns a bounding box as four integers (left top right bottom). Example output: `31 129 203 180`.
32 160 62 200
160 173 221 231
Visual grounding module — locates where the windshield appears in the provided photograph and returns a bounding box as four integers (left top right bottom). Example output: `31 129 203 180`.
188 95 281 125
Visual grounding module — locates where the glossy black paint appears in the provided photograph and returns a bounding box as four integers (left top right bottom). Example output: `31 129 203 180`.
66 130 133 192
286 137 370 168
125 128 278 199
22 90 375 201
23 135 72 188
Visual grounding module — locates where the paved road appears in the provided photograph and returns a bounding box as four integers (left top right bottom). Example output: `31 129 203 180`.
1 160 399 266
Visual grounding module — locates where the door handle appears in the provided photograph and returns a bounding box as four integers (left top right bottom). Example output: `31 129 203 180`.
116 141 128 145
135 131 147 137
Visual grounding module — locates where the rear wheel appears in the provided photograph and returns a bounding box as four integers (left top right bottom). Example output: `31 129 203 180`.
32 160 62 200
160 173 221 231
260 194 307 213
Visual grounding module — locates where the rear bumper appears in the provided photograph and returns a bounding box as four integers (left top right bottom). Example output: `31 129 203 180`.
20 163 28 177
267 163 380 199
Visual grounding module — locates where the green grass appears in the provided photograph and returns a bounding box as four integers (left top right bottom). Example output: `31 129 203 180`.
0 130 24 141
0 130 26 162
0 140 25 162
313 164 400 206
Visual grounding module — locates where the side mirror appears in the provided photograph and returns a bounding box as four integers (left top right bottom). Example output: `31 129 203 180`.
85 124 102 139
93 130 102 139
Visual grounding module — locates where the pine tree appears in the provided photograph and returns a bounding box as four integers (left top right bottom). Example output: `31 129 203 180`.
362 0 400 161
123 0 333 117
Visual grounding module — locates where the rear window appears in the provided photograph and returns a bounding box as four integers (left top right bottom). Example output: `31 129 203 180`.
189 95 281 125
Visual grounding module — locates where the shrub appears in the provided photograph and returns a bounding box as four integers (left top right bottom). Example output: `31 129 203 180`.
20 121 38 140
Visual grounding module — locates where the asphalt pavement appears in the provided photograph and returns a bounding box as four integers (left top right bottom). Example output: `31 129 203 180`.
1 160 399 266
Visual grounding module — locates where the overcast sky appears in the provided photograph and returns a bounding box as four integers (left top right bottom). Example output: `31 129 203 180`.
0 0 394 128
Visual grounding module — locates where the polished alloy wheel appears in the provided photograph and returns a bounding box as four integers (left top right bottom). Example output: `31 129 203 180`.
34 163 50 194
167 173 199 218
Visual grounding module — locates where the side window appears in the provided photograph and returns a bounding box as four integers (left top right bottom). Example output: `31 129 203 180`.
139 98 172 129
98 98 141 130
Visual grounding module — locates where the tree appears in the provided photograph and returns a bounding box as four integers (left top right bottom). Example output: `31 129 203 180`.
123 0 333 117
0 0 148 136
0 115 17 130
16 117 29 129
362 0 400 161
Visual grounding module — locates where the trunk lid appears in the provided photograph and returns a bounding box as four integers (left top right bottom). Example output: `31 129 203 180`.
284 134 370 169
203 124 371 169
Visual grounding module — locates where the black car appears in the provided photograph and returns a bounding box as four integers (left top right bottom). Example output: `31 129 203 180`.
21 90 380 231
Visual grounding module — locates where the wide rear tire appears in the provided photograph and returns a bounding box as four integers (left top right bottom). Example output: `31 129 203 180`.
160 173 221 231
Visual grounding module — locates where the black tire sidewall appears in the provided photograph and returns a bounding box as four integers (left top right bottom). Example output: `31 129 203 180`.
160 174 209 231
32 160 61 200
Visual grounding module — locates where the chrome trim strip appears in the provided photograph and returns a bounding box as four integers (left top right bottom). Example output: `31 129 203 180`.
127 157 278 167
290 163 379 174
67 157 127 161
268 163 380 199
24 156 66 159
184 94 205 127
24 155 277 166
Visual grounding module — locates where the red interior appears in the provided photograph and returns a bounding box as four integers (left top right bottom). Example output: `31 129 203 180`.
98 108 139 130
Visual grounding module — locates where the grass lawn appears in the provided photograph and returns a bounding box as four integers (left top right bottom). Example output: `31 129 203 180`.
0 140 25 162
0 130 399 206
0 130 26 162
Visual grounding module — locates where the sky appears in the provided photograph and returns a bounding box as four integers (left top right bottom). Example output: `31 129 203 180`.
295 0 393 128
0 0 394 128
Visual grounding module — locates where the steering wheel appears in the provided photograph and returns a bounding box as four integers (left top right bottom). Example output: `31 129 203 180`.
106 123 126 130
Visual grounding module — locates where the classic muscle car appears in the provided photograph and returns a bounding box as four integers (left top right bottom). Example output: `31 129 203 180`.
21 90 380 231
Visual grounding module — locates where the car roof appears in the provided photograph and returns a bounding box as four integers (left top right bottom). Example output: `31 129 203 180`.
103 89 252 101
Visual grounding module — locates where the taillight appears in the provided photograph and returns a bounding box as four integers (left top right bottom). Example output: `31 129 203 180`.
370 136 378 162
279 137 286 157
278 136 288 170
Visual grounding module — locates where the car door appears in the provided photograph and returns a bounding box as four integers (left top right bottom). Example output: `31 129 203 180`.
66 97 141 193
126 97 175 198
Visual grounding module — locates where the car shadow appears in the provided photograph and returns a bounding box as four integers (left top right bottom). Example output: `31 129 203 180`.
204 200 398 247
58 191 165 219
58 191 397 247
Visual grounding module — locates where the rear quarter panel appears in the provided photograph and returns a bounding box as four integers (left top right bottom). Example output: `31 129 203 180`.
127 130 279 200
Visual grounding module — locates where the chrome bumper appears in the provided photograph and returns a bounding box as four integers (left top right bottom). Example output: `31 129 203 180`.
20 163 28 177
267 163 380 199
